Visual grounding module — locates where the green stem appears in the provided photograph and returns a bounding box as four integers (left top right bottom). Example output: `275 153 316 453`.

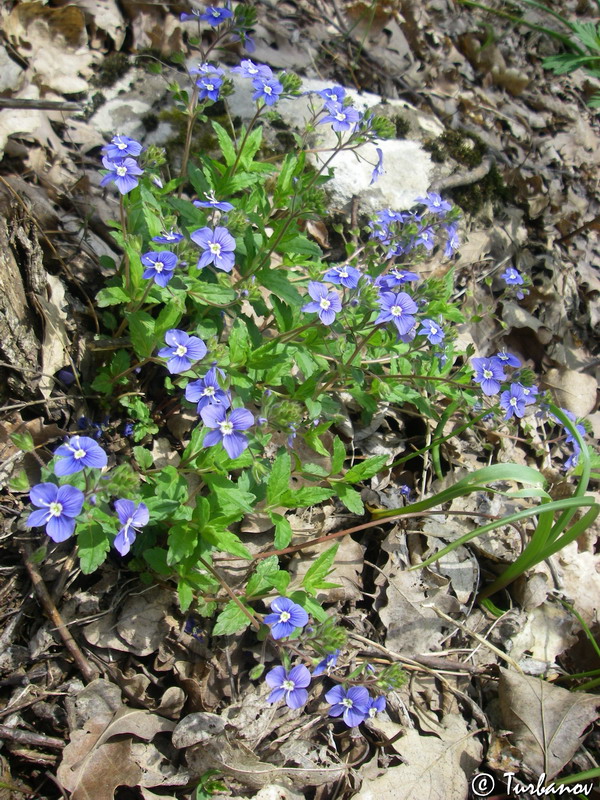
178 84 200 195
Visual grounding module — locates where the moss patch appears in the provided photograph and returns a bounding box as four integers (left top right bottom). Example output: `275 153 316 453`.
91 53 130 88
448 161 510 215
424 129 486 168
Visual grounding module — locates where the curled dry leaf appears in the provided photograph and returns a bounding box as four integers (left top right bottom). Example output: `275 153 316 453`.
499 667 600 778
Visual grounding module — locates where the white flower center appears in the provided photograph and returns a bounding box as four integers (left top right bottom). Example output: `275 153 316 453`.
203 385 216 397
154 261 164 272
264 85 272 95
209 242 222 256
49 502 63 517
219 421 234 435
117 142 127 150
391 305 403 317
206 83 214 91
341 698 354 708
249 65 258 74
175 344 188 357
74 448 86 459
116 165 128 176
319 297 331 310
282 679 295 691
279 610 291 622
339 268 348 277
510 397 518 407
483 369 493 379
368 707 377 718
335 112 346 121
430 326 438 335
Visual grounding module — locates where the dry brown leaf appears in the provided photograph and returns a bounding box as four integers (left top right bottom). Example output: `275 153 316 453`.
499 667 600 778
354 714 482 799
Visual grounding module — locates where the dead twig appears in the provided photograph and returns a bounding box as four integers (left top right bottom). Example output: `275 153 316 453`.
21 545 97 683
0 724 64 750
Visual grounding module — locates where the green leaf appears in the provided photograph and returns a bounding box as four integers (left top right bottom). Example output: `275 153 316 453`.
343 455 389 483
331 436 346 475
336 483 364 514
167 523 198 565
192 281 237 305
258 269 303 307
270 512 293 549
302 543 340 595
78 523 111 574
154 295 185 337
202 526 251 559
177 578 194 612
212 121 236 167
280 234 322 258
279 486 335 508
96 286 131 307
229 318 251 365
8 469 30 492
143 547 171 576
239 125 263 167
204 474 256 515
267 451 291 505
132 446 153 470
127 310 156 359
212 599 253 636
10 432 35 452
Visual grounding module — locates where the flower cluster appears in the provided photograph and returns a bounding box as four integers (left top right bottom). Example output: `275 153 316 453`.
552 408 587 471
100 135 144 195
191 62 225 102
25 435 148 555
471 351 539 422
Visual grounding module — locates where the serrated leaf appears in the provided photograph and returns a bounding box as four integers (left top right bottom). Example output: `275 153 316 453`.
96 286 131 307
336 483 364 514
204 474 256 515
202 526 251 559
279 486 335 508
302 543 339 595
177 578 194 612
78 523 111 574
212 120 236 167
258 269 303 307
344 455 389 483
167 523 198 565
127 310 156 359
133 446 153 470
270 512 292 549
267 452 291 505
212 599 253 636
331 436 346 475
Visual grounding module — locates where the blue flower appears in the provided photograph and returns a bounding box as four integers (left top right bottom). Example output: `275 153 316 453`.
376 291 418 336
252 76 283 105
376 268 419 290
313 650 339 676
102 135 143 160
231 59 272 79
185 367 230 413
264 596 309 639
316 86 345 104
158 329 208 374
141 250 178 287
200 405 254 459
27 483 85 542
190 62 225 79
500 383 527 420
366 695 386 718
443 222 460 257
491 351 521 369
100 156 143 195
152 230 183 244
54 435 108 476
323 265 361 289
265 664 311 709
370 147 385 185
415 225 435 251
196 74 223 101
302 282 342 325
501 267 524 285
191 226 236 272
319 102 361 132
193 192 234 211
325 685 370 727
471 357 505 396
114 499 149 556
417 192 452 216
522 385 538 405
418 318 445 345
200 5 233 26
